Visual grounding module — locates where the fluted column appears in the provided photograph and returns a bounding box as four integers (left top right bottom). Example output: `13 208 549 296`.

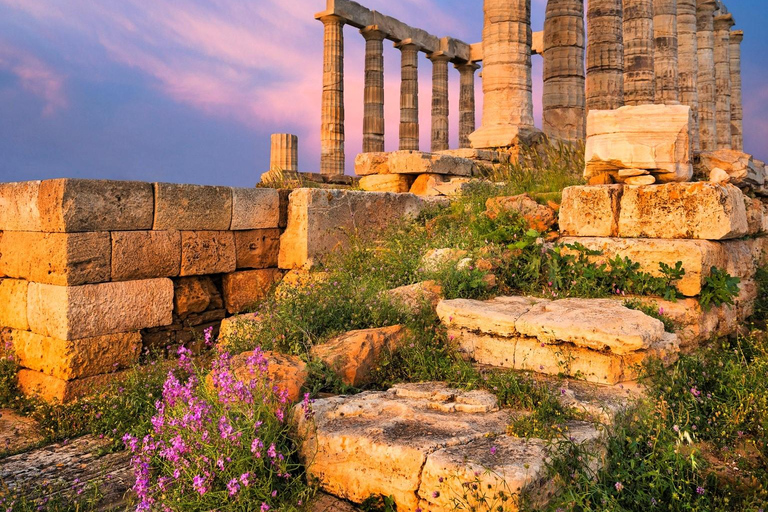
397 40 420 151
678 0 700 151
696 0 717 151
586 0 624 111
654 0 679 103
429 53 450 152
362 26 386 153
319 15 345 175
713 13 734 150
470 0 537 149
456 61 480 148
624 0 656 105
543 0 586 142
270 134 299 172
730 30 744 151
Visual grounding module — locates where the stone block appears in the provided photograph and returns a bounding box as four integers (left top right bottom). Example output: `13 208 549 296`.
0 231 111 286
745 197 768 235
389 151 475 176
437 297 548 337
38 179 154 232
359 174 415 193
0 181 41 231
486 194 557 232
173 276 223 318
206 350 308 403
559 185 623 237
278 189 427 269
382 281 444 314
17 369 126 404
180 231 236 276
696 149 765 188
617 182 748 240
231 188 280 230
222 269 283 314
0 279 28 330
153 183 232 231
27 279 174 340
585 104 693 183
111 231 181 281
409 174 448 196
234 229 281 269
354 152 392 176
4 329 141 380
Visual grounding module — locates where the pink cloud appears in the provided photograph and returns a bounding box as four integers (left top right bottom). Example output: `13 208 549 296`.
0 42 67 115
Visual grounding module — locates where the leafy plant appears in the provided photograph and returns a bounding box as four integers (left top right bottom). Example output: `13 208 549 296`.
700 267 741 311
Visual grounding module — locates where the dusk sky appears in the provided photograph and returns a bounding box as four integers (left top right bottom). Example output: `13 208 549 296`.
0 0 766 187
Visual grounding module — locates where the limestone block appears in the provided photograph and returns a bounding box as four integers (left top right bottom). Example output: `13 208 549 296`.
16 369 127 404
0 231 111 286
437 297 548 337
430 178 475 197
354 152 390 176
617 182 748 239
696 150 766 188
27 279 174 340
207 350 308 403
221 269 283 314
234 229 281 269
38 179 154 233
409 174 448 196
4 329 141 380
0 181 41 231
388 151 475 176
359 174 415 193
0 279 28 330
230 188 280 230
382 281 443 314
278 189 427 269
111 231 181 281
421 248 468 273
311 326 407 387
486 194 558 232
559 185 623 237
218 312 261 343
153 183 232 231
173 276 222 318
180 231 236 276
585 105 694 182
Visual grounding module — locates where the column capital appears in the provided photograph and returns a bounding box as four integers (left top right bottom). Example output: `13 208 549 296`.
394 39 422 51
315 12 345 26
696 0 718 15
730 30 744 43
454 61 481 72
360 25 387 41
713 13 735 29
427 52 452 63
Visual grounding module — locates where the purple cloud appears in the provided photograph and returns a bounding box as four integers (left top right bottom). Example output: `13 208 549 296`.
0 42 67 115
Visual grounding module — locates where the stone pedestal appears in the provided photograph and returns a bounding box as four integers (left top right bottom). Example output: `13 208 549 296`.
456 62 479 149
397 41 420 151
624 0 656 105
362 27 386 153
470 0 537 149
677 0 699 151
653 0 680 104
270 134 299 172
730 30 744 151
696 0 718 152
713 14 734 150
429 53 451 152
586 0 625 111
319 15 346 175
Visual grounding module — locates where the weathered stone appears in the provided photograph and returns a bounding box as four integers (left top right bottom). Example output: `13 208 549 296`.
710 167 731 184
624 175 657 185
180 231 236 276
437 297 548 337
696 150 765 188
430 178 476 197
311 326 407 387
111 231 181 281
218 312 261 342
745 197 768 236
17 369 127 403
279 189 427 269
420 248 468 273
617 182 748 239
27 279 174 340
234 229 281 269
275 270 331 299
0 409 42 456
5 329 141 380
0 279 28 330
0 181 41 231
222 269 283 314
618 168 650 177
0 232 111 286
486 194 557 232
231 188 280 230
355 151 475 177
37 179 154 233
559 185 623 237
311 494 360 512
585 105 694 182
153 183 232 231
209 350 308 403
409 174 447 196
173 276 221 317
354 152 390 176
383 281 444 314
359 174 415 193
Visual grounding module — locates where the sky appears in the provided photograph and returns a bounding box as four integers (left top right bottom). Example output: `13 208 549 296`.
0 0 766 187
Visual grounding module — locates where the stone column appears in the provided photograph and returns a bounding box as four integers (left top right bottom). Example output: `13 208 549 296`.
677 0 700 151
654 0 680 103
362 26 386 153
730 30 744 151
397 40 420 151
456 61 480 148
586 0 624 111
470 0 537 149
542 0 586 142
429 53 451 152
319 15 345 175
713 13 734 150
624 0 656 105
270 134 299 172
696 0 717 151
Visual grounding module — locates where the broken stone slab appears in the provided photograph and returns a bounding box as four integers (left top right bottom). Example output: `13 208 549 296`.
559 185 623 237
0 279 29 331
624 175 656 186
409 174 448 196
585 104 693 183
437 297 549 338
111 230 181 281
153 183 232 231
354 151 476 177
234 228 281 269
359 174 415 193
180 231 236 276
311 326 407 387
0 409 43 456
26 278 174 340
696 149 765 188
382 281 444 314
0 181 42 231
486 194 558 232
230 187 280 230
617 182 748 240
221 269 284 314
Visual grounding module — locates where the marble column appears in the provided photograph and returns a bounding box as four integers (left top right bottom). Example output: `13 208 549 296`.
456 61 480 148
270 134 299 172
696 0 717 151
654 0 680 103
624 0 656 105
362 26 386 153
730 30 744 151
319 15 345 175
677 0 700 151
470 0 536 149
713 13 734 150
397 40 420 151
429 53 451 152
542 0 586 142
586 0 624 111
